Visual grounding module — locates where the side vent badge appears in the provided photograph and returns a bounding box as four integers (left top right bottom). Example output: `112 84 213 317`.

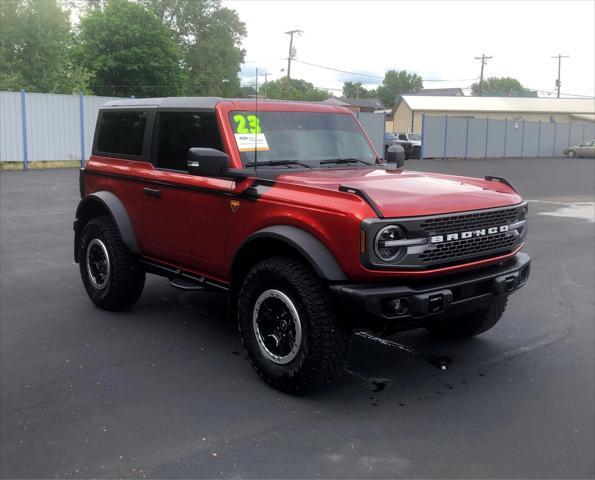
230 200 240 213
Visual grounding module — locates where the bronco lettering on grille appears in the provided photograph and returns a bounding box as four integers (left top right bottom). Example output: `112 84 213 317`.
430 225 509 244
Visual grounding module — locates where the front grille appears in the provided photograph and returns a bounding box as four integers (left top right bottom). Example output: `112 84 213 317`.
420 207 520 235
417 205 525 265
419 232 519 263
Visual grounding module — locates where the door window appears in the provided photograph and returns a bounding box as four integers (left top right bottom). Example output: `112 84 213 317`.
155 112 222 171
96 111 147 157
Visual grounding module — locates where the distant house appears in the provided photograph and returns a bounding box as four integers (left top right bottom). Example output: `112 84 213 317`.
322 97 385 113
392 95 595 133
406 88 464 97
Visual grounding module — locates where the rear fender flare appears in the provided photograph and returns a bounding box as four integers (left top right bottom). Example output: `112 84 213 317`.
74 191 139 262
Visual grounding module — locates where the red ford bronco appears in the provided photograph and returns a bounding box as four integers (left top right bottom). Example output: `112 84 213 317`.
74 97 530 393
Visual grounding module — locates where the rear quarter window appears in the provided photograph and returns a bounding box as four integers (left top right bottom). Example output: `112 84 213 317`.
96 111 147 157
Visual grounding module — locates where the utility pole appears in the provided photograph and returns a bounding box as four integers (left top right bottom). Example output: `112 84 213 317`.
551 54 569 98
285 29 303 96
263 72 270 98
474 54 492 96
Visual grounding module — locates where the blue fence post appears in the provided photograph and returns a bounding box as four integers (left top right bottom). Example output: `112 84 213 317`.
79 92 85 167
553 122 557 156
582 123 585 143
464 117 469 159
567 122 571 151
537 121 542 157
20 89 29 171
503 119 508 157
420 113 426 160
442 115 448 160
382 110 386 160
484 117 489 159
520 119 525 158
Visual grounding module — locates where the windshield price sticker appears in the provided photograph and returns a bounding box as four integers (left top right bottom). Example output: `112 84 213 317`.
234 133 270 152
233 114 262 134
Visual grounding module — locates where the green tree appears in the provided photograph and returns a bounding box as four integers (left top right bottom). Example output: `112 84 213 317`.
142 0 246 97
342 81 377 99
0 0 87 93
377 70 423 107
262 78 329 101
471 77 536 97
75 0 184 97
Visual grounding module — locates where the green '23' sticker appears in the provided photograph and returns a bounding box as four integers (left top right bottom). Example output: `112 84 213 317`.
233 114 262 134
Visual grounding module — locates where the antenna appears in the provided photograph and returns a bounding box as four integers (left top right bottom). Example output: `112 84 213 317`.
254 67 258 171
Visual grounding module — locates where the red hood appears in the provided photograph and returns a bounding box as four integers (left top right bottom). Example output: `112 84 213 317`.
276 168 523 217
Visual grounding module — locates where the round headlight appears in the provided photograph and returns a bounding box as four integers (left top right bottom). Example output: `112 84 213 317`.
374 225 406 262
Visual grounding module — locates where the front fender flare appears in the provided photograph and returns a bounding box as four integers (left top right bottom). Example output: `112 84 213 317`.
74 191 139 262
234 225 347 282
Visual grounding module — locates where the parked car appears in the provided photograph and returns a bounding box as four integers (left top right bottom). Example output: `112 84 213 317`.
384 132 412 159
397 133 421 158
74 97 530 393
564 140 595 158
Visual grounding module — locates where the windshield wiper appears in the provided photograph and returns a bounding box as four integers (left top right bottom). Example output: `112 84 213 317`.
320 158 372 165
244 160 312 168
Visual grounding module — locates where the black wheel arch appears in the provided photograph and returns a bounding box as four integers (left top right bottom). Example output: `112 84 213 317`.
74 191 139 263
231 225 347 283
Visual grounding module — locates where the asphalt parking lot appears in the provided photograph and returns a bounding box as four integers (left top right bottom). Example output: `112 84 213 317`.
1 156 594 478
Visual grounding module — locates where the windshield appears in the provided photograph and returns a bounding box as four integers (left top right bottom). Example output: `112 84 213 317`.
385 133 398 141
407 133 421 141
229 111 377 166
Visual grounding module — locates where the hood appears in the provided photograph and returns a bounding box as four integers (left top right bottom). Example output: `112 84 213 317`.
276 168 523 218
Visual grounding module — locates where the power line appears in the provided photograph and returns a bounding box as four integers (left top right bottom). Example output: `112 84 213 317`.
293 59 477 83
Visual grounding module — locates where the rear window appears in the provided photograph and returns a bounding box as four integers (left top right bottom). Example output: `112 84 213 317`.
96 111 147 157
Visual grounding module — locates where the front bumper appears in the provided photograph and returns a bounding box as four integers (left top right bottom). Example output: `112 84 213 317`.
330 252 530 331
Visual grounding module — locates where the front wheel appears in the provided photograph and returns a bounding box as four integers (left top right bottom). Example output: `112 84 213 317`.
426 297 508 339
78 216 145 311
238 256 352 394
567 150 576 158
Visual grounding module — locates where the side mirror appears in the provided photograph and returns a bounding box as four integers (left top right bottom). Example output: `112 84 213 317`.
386 144 405 168
187 148 229 177
187 147 248 181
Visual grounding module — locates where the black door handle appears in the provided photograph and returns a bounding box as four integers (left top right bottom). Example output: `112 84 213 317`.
143 187 161 198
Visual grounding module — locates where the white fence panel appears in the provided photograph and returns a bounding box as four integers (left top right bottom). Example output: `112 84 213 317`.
0 92 23 162
356 112 385 158
421 114 595 159
1 91 118 164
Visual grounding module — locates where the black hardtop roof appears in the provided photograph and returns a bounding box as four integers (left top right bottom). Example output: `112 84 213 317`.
100 97 338 110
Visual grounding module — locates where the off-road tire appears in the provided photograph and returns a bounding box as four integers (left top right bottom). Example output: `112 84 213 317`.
238 256 352 394
567 150 576 158
426 296 508 339
79 216 145 311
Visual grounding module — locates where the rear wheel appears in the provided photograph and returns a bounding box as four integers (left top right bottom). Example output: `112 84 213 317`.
78 216 145 311
238 256 352 393
426 297 508 339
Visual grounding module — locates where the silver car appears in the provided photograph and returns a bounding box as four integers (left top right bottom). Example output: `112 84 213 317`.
564 140 595 158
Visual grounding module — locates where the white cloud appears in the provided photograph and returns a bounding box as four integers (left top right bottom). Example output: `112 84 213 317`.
224 0 595 97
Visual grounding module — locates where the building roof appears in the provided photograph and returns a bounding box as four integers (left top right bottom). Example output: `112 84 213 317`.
570 113 595 123
394 95 595 114
339 97 385 110
406 88 464 96
322 97 352 107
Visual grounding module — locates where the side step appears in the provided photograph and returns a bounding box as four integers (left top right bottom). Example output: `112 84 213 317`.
169 278 205 291
139 258 229 292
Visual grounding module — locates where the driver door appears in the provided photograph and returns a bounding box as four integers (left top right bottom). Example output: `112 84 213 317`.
138 111 233 279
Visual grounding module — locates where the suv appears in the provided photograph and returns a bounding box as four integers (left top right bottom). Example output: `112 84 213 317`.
384 132 412 159
397 133 422 158
74 97 530 393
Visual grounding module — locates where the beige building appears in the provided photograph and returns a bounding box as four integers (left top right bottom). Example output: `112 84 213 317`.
392 96 595 134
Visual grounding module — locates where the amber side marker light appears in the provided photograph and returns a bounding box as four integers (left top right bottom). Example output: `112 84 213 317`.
359 230 367 254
